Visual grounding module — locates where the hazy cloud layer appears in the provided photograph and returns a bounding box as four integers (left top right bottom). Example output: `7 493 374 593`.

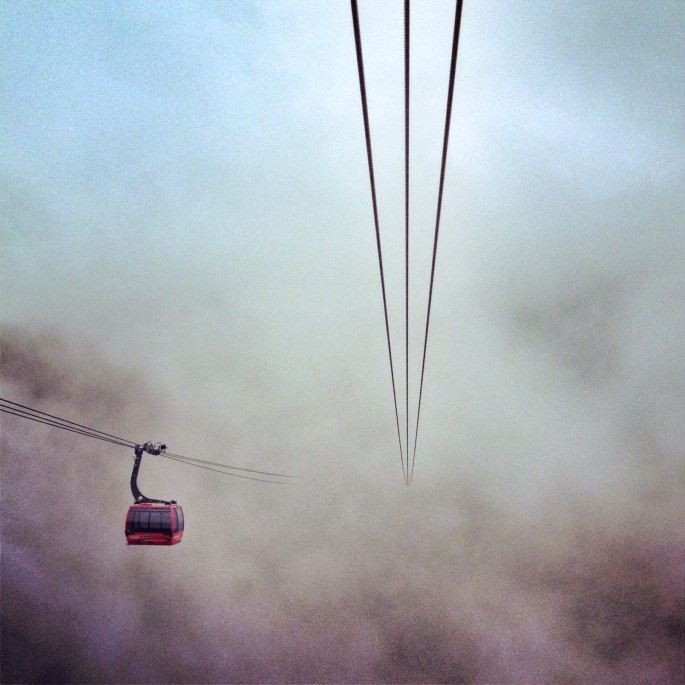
1 321 683 683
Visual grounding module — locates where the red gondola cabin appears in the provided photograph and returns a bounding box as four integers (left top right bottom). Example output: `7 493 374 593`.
125 502 184 545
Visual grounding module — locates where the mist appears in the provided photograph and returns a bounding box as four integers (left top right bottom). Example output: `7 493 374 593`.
2 1 684 683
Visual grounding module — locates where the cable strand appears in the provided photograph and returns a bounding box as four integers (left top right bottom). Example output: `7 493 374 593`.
0 406 134 448
0 397 135 446
350 0 406 481
411 0 464 481
1 398 298 483
159 453 293 485
404 0 410 484
163 451 299 479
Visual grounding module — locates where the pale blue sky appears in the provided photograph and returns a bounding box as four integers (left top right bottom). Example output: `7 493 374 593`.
2 0 684 482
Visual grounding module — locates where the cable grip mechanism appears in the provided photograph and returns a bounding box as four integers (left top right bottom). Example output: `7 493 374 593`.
130 441 175 504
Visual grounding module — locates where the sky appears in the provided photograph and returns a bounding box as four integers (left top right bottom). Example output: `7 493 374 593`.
1 1 684 682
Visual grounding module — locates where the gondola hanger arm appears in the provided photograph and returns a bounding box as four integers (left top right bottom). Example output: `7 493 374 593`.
130 441 175 504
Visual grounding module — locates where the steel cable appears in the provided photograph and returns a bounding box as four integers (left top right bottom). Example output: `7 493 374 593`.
163 451 299 479
0 397 135 446
1 397 298 483
404 0 411 484
159 453 293 485
0 406 133 448
411 0 464 481
350 0 406 481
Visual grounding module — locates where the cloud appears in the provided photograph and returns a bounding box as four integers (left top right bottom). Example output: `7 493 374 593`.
1 315 682 682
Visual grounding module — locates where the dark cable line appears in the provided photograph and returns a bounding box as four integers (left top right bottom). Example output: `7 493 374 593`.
411 0 464 481
404 0 410 484
163 451 299 479
160 453 292 485
1 398 298 483
0 397 135 446
0 406 134 448
350 0 406 482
